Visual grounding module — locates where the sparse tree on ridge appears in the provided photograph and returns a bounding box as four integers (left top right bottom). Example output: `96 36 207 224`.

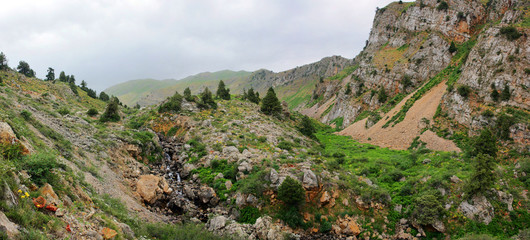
216 80 230 100
184 87 193 101
246 88 260 104
197 87 217 109
59 71 67 82
99 91 110 102
260 87 282 116
100 97 121 122
17 61 35 77
0 52 8 71
46 68 55 81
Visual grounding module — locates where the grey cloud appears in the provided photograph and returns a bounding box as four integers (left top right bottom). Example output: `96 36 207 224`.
0 0 394 91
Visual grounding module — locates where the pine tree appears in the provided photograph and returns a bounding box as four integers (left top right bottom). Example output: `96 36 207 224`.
471 128 497 158
260 87 282 116
247 88 260 104
100 97 121 122
466 153 496 196
216 80 230 100
183 87 193 101
298 116 316 138
0 52 8 71
69 81 78 96
197 87 217 109
377 87 388 103
99 91 110 102
448 41 457 53
46 68 55 81
344 83 352 95
17 61 35 77
59 71 67 82
501 84 511 101
490 84 499 102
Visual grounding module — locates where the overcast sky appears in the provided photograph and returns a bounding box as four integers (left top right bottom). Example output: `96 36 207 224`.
0 0 394 91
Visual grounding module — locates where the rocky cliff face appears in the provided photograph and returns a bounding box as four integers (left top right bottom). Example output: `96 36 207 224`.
305 0 529 147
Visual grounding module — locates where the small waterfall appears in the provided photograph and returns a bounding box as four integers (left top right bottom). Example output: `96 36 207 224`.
176 173 181 183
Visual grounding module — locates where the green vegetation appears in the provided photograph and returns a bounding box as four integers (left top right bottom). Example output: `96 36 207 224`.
184 87 194 101
457 85 471 98
465 153 496 197
298 115 316 139
87 108 99 116
499 26 522 41
260 87 282 116
412 193 444 225
328 65 359 81
158 91 183 113
216 80 231 100
238 206 261 224
437 1 449 11
100 97 121 122
197 87 217 110
16 61 36 78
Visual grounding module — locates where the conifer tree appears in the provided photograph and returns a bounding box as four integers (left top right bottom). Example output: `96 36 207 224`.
59 71 67 82
0 52 8 71
247 88 260 104
183 87 193 101
17 61 35 77
99 91 110 102
466 153 496 196
159 91 183 113
46 68 55 81
100 97 121 122
216 80 230 100
261 87 282 116
298 116 316 139
501 84 511 101
197 87 217 109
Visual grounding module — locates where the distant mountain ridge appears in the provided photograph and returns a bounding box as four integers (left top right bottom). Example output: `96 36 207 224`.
105 56 353 108
104 70 252 106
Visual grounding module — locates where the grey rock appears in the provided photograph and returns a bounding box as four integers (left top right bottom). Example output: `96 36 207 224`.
432 220 445 233
269 169 279 184
450 175 461 183
238 161 252 173
302 170 318 189
117 222 135 239
0 211 19 239
496 190 514 211
207 215 227 231
225 180 233 190
181 163 196 179
422 158 431 164
2 181 18 208
458 195 494 224
246 194 258 206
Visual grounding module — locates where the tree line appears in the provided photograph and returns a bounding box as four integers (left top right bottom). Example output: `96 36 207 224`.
0 51 111 102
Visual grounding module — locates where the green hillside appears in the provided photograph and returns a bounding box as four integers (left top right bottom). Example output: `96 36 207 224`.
104 70 252 107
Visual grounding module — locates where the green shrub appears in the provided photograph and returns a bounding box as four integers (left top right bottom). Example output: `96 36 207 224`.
276 206 307 229
457 85 471 98
100 97 121 122
0 142 25 161
437 1 449 11
298 116 316 139
238 170 268 196
57 108 70 116
159 91 183 113
378 87 388 103
458 234 498 240
238 206 261 224
87 108 98 117
449 41 457 53
465 153 496 196
17 152 66 186
494 113 515 141
278 141 292 151
187 137 207 158
412 194 444 225
499 26 522 41
471 128 497 158
258 136 267 143
320 221 332 233
278 176 305 206
20 110 32 120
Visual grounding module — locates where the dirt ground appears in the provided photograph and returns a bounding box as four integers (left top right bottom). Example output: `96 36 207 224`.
339 81 460 152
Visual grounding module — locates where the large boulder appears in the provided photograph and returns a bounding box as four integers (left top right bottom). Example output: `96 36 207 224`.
0 122 29 155
0 211 19 239
180 163 196 179
136 175 164 204
458 195 494 224
199 186 219 205
207 215 227 231
302 170 318 189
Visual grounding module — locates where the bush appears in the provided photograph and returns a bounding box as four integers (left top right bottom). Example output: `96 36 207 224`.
466 153 496 196
298 116 316 139
58 108 70 116
159 91 183 113
261 87 282 116
501 84 511 101
238 206 261 224
87 108 99 117
197 88 217 110
494 113 515 141
457 85 471 98
471 128 497 158
277 141 292 151
377 87 388 103
448 41 457 53
276 206 307 229
320 221 332 233
20 110 32 120
278 176 305 206
412 194 444 225
499 26 522 41
437 1 449 11
100 97 121 122
17 152 66 186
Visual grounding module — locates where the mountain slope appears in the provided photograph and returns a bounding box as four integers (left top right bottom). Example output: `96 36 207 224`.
105 70 252 107
301 0 529 152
